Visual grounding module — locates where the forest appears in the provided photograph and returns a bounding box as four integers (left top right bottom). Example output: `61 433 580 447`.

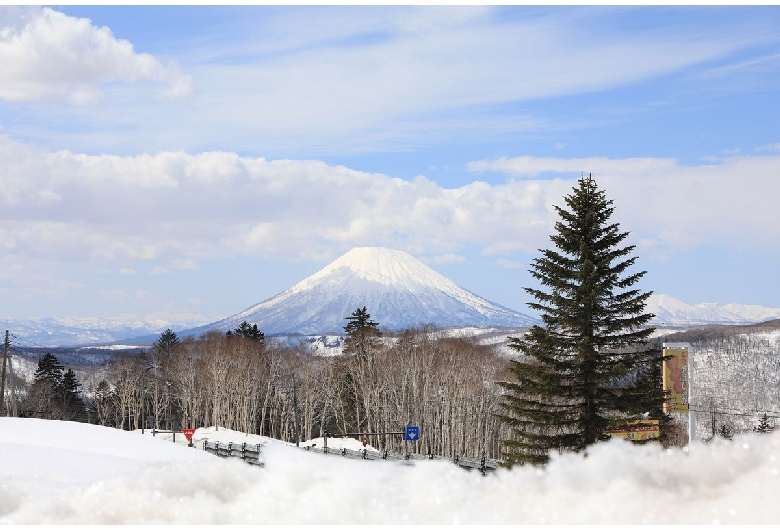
5 315 779 460
7 315 514 460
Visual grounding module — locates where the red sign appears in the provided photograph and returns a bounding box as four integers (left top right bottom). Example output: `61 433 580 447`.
362 427 368 447
182 428 196 441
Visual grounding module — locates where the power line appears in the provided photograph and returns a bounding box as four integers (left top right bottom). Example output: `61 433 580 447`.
690 408 780 420
8 334 56 351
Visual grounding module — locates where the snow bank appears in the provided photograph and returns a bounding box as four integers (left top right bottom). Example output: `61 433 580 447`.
1 418 779 524
299 435 380 453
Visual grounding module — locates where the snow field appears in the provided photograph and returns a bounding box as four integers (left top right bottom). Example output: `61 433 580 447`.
1 417 779 524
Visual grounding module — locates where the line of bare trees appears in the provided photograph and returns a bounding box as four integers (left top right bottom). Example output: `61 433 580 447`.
92 318 514 459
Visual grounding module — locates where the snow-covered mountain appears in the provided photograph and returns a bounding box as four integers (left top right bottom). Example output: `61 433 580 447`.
646 294 780 327
187 247 539 336
6 250 780 348
0 314 213 348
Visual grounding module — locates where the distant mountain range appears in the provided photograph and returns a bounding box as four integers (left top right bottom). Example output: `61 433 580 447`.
645 294 780 327
3 247 780 348
0 315 210 349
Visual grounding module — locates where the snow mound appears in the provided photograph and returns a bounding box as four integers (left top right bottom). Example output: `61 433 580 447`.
2 418 780 524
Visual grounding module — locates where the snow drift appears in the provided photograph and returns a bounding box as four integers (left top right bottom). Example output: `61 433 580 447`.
1 418 779 524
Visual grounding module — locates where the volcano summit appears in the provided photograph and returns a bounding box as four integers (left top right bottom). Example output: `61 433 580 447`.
192 247 537 335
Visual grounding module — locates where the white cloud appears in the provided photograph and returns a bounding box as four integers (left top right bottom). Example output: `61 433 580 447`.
134 288 153 300
2 136 780 273
694 51 780 80
119 268 138 276
12 6 773 156
97 287 126 299
197 8 770 147
172 260 200 271
494 259 525 269
757 143 780 152
0 7 193 103
466 154 780 257
467 156 679 178
421 253 469 266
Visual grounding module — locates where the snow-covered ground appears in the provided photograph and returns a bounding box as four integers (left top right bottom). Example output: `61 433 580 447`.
1 418 779 524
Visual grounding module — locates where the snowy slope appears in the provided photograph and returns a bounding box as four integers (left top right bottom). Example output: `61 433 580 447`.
647 294 780 326
187 247 538 335
2 418 780 524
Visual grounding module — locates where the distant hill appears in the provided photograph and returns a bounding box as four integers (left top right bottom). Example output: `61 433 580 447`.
657 317 780 344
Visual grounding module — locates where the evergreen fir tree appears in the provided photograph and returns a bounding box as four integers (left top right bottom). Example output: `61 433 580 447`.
340 307 382 433
717 424 733 440
344 306 379 335
756 413 774 433
60 369 86 421
226 321 265 344
153 328 181 358
343 306 381 358
33 353 64 385
150 329 180 430
61 368 80 394
28 353 65 419
25 353 88 421
497 175 660 466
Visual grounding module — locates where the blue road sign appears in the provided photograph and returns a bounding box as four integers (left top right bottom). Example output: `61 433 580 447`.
405 425 420 441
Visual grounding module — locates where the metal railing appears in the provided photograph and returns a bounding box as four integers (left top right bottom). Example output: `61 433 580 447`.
302 445 500 474
202 439 500 474
202 439 265 467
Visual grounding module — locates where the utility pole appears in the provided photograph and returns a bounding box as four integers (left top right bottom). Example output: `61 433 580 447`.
1 330 9 417
7 338 16 418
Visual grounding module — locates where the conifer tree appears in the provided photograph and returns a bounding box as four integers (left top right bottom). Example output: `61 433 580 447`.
226 321 265 344
756 413 774 433
150 329 180 429
60 369 86 421
28 353 65 419
34 353 64 385
343 306 380 358
154 329 181 358
61 368 80 394
25 353 88 421
497 175 660 466
717 424 733 440
339 307 382 433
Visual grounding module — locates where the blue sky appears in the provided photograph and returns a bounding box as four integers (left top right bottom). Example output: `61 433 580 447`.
0 5 779 322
